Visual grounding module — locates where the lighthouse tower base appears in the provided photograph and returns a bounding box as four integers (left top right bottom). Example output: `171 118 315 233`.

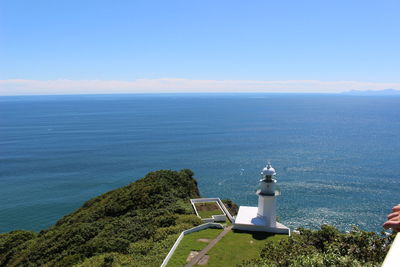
233 206 290 235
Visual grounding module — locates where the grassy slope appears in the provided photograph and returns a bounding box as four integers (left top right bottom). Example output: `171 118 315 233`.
206 231 287 267
167 228 223 267
168 229 287 267
0 169 202 267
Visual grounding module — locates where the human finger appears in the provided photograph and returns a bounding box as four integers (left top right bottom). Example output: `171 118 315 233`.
392 205 400 212
383 220 400 230
387 212 400 220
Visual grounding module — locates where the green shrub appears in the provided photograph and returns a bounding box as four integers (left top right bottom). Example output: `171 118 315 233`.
0 230 37 266
243 225 394 267
2 169 201 266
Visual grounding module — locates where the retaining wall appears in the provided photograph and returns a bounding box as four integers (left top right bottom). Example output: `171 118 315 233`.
212 214 227 222
190 198 234 222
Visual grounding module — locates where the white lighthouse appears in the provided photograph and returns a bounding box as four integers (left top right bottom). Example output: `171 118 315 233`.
233 162 290 234
257 163 278 227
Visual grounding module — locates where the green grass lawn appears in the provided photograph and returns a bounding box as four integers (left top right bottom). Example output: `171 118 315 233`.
197 209 224 219
202 230 288 267
167 228 223 267
194 202 224 219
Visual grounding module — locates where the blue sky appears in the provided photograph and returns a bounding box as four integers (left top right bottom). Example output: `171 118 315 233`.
1 0 400 95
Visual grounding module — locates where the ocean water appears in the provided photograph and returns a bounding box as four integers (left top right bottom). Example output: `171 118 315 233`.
1 94 399 233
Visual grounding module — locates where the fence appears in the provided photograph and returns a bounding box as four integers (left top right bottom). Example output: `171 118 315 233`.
160 222 224 267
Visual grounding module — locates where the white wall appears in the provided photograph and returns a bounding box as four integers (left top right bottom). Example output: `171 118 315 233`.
160 222 223 267
190 198 234 222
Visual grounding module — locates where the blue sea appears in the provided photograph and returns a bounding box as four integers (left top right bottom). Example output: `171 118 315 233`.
1 94 399 233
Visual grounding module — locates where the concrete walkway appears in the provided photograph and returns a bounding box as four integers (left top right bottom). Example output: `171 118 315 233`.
185 226 232 267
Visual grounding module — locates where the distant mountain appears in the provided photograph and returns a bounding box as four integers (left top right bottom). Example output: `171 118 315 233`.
342 89 400 95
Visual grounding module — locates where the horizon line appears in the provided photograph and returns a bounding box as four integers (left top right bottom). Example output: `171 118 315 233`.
1 78 400 96
2 91 400 98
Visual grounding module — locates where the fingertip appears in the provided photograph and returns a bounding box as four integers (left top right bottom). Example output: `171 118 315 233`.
392 206 400 212
387 212 399 219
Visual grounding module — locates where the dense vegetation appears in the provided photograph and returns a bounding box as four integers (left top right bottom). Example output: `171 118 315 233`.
240 225 394 267
0 169 202 266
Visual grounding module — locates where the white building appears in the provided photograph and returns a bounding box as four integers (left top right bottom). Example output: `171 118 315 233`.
233 163 290 234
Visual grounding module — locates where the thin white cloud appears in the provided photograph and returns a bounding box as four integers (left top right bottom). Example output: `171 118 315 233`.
0 78 399 96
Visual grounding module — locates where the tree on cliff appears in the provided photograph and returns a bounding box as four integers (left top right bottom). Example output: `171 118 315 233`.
0 169 202 267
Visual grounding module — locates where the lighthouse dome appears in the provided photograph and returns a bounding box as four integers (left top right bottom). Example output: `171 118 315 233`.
262 163 276 176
